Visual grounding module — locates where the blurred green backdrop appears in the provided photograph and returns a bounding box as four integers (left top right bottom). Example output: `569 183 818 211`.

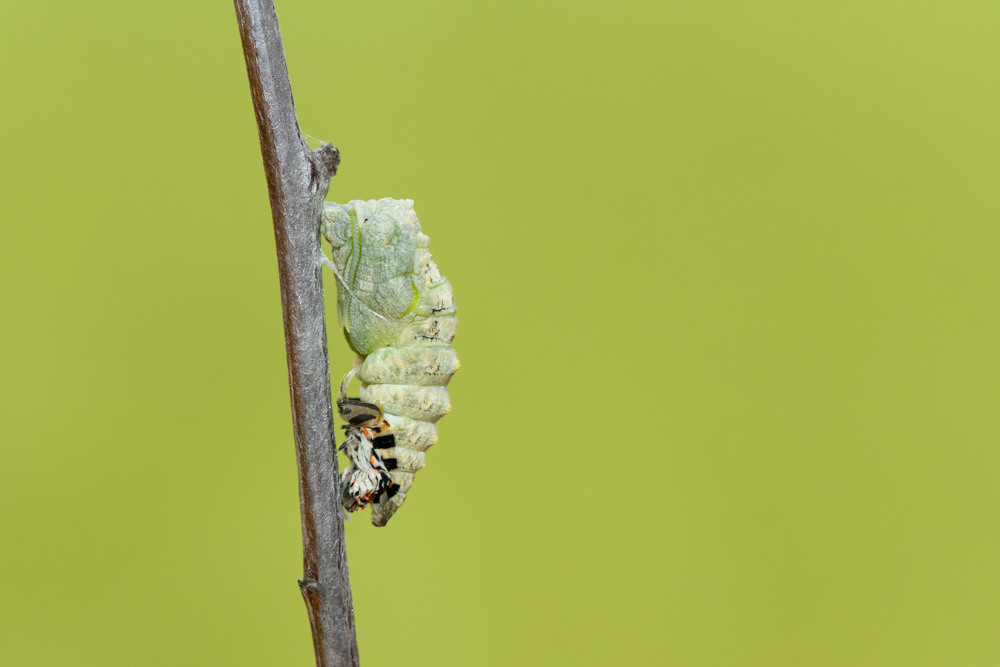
2 0 1000 665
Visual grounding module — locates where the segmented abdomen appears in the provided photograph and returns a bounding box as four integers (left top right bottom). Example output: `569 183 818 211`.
359 264 457 525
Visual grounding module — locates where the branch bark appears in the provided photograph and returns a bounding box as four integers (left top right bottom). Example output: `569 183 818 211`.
233 2 359 665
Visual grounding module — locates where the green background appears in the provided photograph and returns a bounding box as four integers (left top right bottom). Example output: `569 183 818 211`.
2 1 999 665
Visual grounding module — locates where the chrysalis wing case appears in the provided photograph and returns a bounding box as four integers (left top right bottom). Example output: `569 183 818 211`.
322 198 458 526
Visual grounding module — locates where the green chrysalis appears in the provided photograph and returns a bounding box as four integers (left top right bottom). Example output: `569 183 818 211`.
322 198 458 526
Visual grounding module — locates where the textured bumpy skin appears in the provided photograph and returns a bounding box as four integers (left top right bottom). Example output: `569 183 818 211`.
322 198 458 526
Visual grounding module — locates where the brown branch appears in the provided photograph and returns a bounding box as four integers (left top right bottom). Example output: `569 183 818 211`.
233 1 359 665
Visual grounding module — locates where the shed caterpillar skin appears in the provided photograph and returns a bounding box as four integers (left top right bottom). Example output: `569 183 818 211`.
322 198 458 526
337 375 400 513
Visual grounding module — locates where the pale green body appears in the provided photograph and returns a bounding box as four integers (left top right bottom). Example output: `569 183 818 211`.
322 199 458 525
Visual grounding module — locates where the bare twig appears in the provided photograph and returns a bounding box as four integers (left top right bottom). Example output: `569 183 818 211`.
233 1 359 665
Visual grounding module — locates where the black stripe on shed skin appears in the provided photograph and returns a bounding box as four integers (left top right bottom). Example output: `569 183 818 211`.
382 458 398 470
372 434 396 448
339 399 380 411
349 413 373 425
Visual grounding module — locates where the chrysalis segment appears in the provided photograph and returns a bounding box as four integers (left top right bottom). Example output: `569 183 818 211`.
322 199 458 526
361 384 451 423
359 347 459 386
382 414 438 451
396 315 458 348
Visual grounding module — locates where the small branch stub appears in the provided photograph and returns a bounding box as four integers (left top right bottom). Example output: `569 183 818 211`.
313 144 342 180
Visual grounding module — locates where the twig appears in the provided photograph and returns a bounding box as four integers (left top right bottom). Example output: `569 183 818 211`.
233 2 359 665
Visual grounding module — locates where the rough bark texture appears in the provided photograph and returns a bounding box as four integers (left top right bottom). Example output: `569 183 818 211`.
233 1 360 665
